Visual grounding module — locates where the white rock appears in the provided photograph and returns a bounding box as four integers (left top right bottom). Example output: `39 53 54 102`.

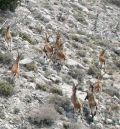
106 119 113 124
43 15 51 23
96 123 103 129
67 59 88 70
20 58 33 64
25 82 36 89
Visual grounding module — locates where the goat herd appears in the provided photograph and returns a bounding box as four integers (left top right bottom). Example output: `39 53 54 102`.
3 25 106 121
71 48 106 120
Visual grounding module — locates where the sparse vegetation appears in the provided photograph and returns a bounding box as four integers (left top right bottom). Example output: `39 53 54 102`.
0 52 12 65
106 0 120 7
19 32 35 45
36 84 48 91
0 0 21 12
111 104 120 111
28 104 58 127
49 86 63 96
103 88 120 98
87 60 101 77
0 80 14 96
74 12 88 25
77 50 86 57
49 95 71 112
68 67 85 81
24 61 37 71
63 122 80 129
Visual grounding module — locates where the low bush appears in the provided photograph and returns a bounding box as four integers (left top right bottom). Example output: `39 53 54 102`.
105 0 120 7
87 60 101 77
63 122 80 129
68 67 85 81
36 84 48 91
49 86 63 96
0 52 12 65
28 104 58 127
49 95 71 112
0 0 21 12
24 61 37 71
19 32 36 45
0 80 14 96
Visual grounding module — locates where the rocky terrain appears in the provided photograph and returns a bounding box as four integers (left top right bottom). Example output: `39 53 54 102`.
0 0 120 129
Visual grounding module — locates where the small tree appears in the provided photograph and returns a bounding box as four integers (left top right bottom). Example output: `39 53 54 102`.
0 0 21 12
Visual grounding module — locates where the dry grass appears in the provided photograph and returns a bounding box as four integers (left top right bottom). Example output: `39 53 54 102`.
49 86 63 96
49 95 71 112
28 104 58 127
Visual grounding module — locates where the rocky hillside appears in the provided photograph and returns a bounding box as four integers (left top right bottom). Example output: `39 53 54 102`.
0 0 120 129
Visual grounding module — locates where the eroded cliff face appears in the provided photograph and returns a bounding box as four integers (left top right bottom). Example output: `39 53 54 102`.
0 0 119 129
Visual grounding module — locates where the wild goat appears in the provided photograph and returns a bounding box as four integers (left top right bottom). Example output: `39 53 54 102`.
89 71 106 93
43 33 54 59
53 49 66 61
9 52 22 78
85 91 97 119
99 49 106 69
89 79 102 93
4 25 12 51
71 84 82 113
53 31 63 51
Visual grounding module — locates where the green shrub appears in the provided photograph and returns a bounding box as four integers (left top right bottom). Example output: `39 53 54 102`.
28 104 58 127
105 0 120 7
49 95 70 112
36 84 48 91
74 12 88 25
0 52 12 65
87 60 101 77
19 32 35 45
0 80 14 96
49 86 63 96
63 122 80 129
24 61 37 71
0 0 21 12
68 67 85 81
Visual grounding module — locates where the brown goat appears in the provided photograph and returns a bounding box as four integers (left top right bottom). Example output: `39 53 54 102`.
43 33 54 59
85 91 97 119
99 49 106 69
53 50 66 61
53 31 63 51
71 84 82 113
89 79 102 93
89 71 106 93
9 52 21 78
4 26 12 51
